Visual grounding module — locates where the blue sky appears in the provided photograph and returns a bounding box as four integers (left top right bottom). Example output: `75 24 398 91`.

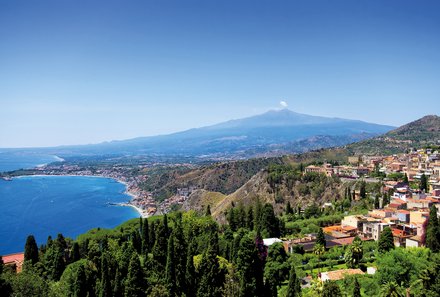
1 0 439 147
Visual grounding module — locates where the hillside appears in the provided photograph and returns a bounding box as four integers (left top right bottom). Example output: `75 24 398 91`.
347 115 440 155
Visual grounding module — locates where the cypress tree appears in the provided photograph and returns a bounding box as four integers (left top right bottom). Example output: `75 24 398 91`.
205 205 211 216
378 227 394 253
165 234 176 296
173 216 187 296
286 265 301 297
51 249 66 281
420 174 428 192
153 217 169 267
124 254 144 297
149 220 156 249
403 173 409 184
113 267 123 297
24 235 39 265
197 241 224 297
316 228 326 249
246 206 254 230
72 242 81 262
73 264 88 297
100 253 112 297
131 230 142 254
163 214 169 238
236 235 264 297
286 201 293 215
353 277 361 297
227 207 238 231
426 205 440 252
185 241 197 297
142 218 150 255
360 181 366 199
260 203 280 238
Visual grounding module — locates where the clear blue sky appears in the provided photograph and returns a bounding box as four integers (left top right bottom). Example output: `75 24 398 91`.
1 0 439 148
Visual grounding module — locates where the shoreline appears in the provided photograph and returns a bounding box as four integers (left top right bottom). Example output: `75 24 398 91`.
12 173 148 218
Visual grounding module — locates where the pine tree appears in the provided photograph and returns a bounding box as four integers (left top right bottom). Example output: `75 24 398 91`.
426 205 440 252
316 228 326 249
378 227 394 253
24 235 39 265
124 254 144 297
142 218 150 255
286 265 301 297
165 234 176 295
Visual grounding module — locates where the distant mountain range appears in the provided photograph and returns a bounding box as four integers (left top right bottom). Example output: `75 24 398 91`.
1 109 395 159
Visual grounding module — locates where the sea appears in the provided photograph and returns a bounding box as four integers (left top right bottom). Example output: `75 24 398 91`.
0 153 139 254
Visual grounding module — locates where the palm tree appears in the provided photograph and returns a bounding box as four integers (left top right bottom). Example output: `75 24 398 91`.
380 281 404 297
313 244 325 274
351 236 363 267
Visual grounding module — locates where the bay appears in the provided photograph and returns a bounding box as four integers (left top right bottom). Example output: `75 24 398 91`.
0 151 62 172
0 175 139 254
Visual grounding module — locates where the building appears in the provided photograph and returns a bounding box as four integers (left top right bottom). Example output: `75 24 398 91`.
2 253 24 273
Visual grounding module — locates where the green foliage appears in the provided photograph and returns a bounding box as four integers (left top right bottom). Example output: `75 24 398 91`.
316 228 326 249
420 173 428 192
124 254 144 297
236 234 264 297
378 227 394 253
345 236 363 268
286 265 301 297
322 280 343 297
426 205 440 252
24 235 39 265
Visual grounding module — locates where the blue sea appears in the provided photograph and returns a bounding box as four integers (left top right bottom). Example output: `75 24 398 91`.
0 175 139 254
0 151 61 173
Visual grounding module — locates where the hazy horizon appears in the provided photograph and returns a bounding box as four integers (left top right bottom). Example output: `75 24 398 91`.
1 0 440 147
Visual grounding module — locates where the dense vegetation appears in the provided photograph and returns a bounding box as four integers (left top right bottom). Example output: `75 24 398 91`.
2 201 439 296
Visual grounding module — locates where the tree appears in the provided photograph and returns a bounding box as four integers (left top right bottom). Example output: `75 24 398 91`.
99 253 112 297
378 227 394 253
426 205 440 252
197 240 224 297
246 206 254 230
264 243 289 290
403 173 409 184
316 228 326 248
141 218 149 255
286 201 293 215
24 235 39 265
185 241 197 297
236 235 264 297
73 264 88 297
152 217 169 267
260 204 280 237
360 181 366 199
380 281 404 297
205 205 211 216
165 234 176 295
345 236 363 268
313 244 325 273
420 174 428 192
286 265 301 297
124 254 144 297
353 277 361 297
71 242 81 262
322 280 343 297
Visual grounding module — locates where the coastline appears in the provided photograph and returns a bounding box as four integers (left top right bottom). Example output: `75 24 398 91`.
12 174 148 218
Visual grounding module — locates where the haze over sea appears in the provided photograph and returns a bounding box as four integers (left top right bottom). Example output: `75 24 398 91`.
0 155 139 254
